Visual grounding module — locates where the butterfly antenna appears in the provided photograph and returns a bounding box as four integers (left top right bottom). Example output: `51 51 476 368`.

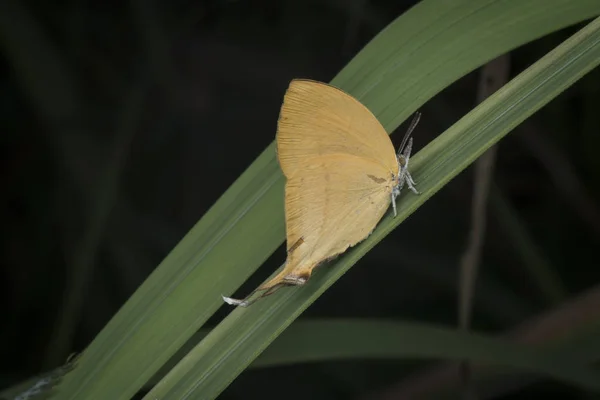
398 112 421 156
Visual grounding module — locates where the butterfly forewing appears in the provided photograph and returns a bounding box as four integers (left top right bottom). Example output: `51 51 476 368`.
276 80 398 180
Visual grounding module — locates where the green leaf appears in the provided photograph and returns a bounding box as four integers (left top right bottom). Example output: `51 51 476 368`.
145 11 600 400
144 320 600 391
55 1 600 399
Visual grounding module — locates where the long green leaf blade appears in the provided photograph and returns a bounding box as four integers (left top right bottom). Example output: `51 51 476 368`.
56 1 600 399
143 320 600 390
146 14 600 400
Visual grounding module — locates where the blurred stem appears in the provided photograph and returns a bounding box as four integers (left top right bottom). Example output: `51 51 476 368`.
371 283 600 400
130 0 178 102
42 81 147 368
0 0 80 125
0 0 166 370
518 119 600 242
342 0 368 57
458 54 510 399
490 186 567 304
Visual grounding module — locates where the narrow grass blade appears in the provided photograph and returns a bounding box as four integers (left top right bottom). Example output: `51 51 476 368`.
146 15 600 400
143 320 600 391
55 1 600 399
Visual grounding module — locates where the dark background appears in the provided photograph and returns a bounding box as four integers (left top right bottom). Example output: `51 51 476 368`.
2 0 600 399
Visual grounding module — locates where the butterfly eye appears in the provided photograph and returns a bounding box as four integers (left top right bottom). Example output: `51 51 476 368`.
398 155 407 168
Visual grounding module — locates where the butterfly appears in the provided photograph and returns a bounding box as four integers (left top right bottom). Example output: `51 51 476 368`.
223 79 420 307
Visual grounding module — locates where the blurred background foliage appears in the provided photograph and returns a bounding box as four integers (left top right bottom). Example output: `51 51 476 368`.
1 0 600 399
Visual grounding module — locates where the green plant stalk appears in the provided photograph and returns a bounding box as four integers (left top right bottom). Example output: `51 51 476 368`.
6 315 599 400
145 15 600 400
143 320 600 387
490 186 567 304
55 1 600 399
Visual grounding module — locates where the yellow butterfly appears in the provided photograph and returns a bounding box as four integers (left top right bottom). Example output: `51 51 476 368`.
223 79 420 307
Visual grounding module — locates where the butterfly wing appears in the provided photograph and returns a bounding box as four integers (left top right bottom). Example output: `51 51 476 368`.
261 154 393 288
276 79 398 180
224 79 408 306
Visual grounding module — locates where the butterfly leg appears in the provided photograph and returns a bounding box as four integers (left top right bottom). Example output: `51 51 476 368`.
405 171 419 195
391 169 409 217
400 140 419 195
